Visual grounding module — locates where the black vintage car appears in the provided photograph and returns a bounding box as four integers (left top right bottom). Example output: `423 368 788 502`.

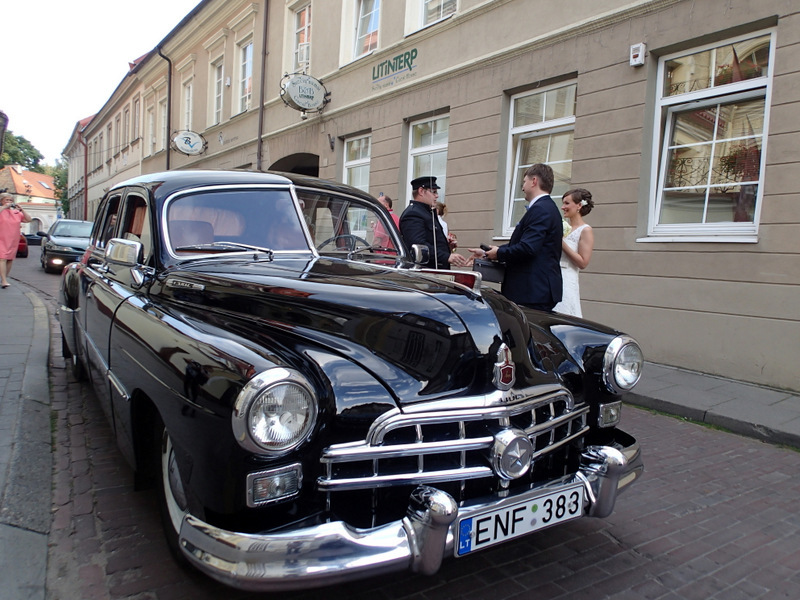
58 170 644 591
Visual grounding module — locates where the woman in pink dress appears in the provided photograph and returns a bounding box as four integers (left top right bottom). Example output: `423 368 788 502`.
0 193 32 288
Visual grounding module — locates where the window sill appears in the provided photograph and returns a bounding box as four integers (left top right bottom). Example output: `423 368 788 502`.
636 235 758 244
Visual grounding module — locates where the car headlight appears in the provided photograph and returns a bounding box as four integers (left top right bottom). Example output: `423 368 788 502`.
51 244 73 252
232 367 317 455
602 335 643 394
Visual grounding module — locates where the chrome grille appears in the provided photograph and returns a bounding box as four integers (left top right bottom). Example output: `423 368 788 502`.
318 388 589 492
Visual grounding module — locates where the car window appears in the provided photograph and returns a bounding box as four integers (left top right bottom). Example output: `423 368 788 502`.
166 189 309 253
119 194 152 264
297 190 400 254
53 221 93 238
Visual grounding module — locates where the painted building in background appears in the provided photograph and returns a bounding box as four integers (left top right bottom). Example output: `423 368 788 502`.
0 164 58 233
61 0 799 392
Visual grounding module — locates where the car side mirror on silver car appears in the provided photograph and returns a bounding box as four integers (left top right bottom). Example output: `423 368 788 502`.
410 244 430 266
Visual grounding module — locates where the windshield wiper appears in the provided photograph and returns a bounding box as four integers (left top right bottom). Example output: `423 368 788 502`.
175 241 274 259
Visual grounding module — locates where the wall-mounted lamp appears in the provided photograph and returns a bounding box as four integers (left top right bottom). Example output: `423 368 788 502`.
328 134 335 151
225 76 231 87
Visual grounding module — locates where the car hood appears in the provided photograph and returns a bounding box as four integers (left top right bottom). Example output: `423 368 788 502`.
155 256 561 405
49 235 91 249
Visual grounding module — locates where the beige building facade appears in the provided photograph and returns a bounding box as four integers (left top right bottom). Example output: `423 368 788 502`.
62 0 799 392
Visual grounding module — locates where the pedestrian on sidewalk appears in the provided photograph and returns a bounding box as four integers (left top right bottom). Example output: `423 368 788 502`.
0 192 32 288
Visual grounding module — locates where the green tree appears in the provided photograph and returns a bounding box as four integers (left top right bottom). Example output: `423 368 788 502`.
45 160 70 214
1 131 45 173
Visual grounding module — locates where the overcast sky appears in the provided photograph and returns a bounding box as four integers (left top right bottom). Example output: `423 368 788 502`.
1 0 202 165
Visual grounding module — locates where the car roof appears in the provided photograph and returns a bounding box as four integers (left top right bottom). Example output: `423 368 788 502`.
109 170 377 205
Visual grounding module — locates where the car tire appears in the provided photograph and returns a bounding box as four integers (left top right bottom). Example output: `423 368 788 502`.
157 421 191 565
61 334 86 381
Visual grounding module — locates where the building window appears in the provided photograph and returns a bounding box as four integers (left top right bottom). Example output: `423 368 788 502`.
211 60 224 125
294 4 311 72
182 79 193 130
106 124 113 162
238 40 253 113
123 107 130 147
158 98 168 151
98 133 104 167
133 98 141 141
147 106 156 155
650 31 773 240
423 0 456 26
407 115 449 203
344 135 371 192
114 115 122 155
504 82 576 236
355 0 380 58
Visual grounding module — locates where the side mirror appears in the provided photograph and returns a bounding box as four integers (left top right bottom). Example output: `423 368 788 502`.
105 238 143 266
37 231 49 237
410 244 430 266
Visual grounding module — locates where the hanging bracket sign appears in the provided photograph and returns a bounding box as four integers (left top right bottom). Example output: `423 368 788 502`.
280 73 330 114
172 130 207 156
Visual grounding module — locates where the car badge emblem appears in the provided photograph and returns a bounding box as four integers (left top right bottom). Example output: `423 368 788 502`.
492 428 533 480
493 343 515 391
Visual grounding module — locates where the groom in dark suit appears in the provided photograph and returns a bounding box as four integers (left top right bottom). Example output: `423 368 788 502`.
474 164 562 311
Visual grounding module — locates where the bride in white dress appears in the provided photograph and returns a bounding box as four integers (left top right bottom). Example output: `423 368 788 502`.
553 189 594 318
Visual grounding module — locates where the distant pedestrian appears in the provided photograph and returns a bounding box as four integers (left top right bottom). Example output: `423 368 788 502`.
0 193 32 288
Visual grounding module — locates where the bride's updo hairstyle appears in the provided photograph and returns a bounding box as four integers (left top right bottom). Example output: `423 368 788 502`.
563 188 594 216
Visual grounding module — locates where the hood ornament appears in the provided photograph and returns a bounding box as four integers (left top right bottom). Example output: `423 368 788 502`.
493 343 515 391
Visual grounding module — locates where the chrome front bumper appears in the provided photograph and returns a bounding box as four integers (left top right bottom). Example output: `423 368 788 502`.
180 439 643 592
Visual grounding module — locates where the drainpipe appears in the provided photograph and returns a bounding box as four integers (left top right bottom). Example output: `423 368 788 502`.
256 0 270 171
79 133 88 220
157 45 173 170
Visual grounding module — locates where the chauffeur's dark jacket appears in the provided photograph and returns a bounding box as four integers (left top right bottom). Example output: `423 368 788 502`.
496 195 563 310
399 200 451 270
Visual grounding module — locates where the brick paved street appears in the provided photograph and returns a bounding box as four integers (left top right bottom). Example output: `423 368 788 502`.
44 305 800 600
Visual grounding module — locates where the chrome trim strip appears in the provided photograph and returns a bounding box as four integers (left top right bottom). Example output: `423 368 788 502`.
317 466 493 492
322 436 494 462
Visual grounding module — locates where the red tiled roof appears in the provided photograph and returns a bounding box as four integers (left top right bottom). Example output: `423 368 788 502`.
2 166 56 200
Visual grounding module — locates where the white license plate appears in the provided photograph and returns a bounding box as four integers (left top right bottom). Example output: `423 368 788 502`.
456 484 584 556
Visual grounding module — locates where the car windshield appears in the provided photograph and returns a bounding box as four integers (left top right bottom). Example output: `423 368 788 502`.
165 186 402 259
167 188 310 254
53 221 93 238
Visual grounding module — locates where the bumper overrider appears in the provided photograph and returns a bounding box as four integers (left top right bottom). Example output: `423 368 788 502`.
179 437 643 592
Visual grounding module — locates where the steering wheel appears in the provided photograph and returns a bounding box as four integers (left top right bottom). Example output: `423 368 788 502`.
317 234 371 252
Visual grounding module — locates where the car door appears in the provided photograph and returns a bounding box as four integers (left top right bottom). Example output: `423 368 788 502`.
81 189 151 445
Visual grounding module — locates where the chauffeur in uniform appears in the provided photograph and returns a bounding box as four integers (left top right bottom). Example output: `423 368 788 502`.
399 176 467 270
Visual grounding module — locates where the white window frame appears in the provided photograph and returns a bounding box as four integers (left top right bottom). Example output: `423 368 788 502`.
422 0 456 27
182 78 194 131
646 29 775 242
210 59 224 126
123 107 130 147
132 98 141 141
114 115 121 155
237 38 254 114
294 4 311 72
158 98 168 152
406 114 449 205
344 134 371 193
146 106 156 156
354 0 380 59
502 81 576 236
106 124 112 162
